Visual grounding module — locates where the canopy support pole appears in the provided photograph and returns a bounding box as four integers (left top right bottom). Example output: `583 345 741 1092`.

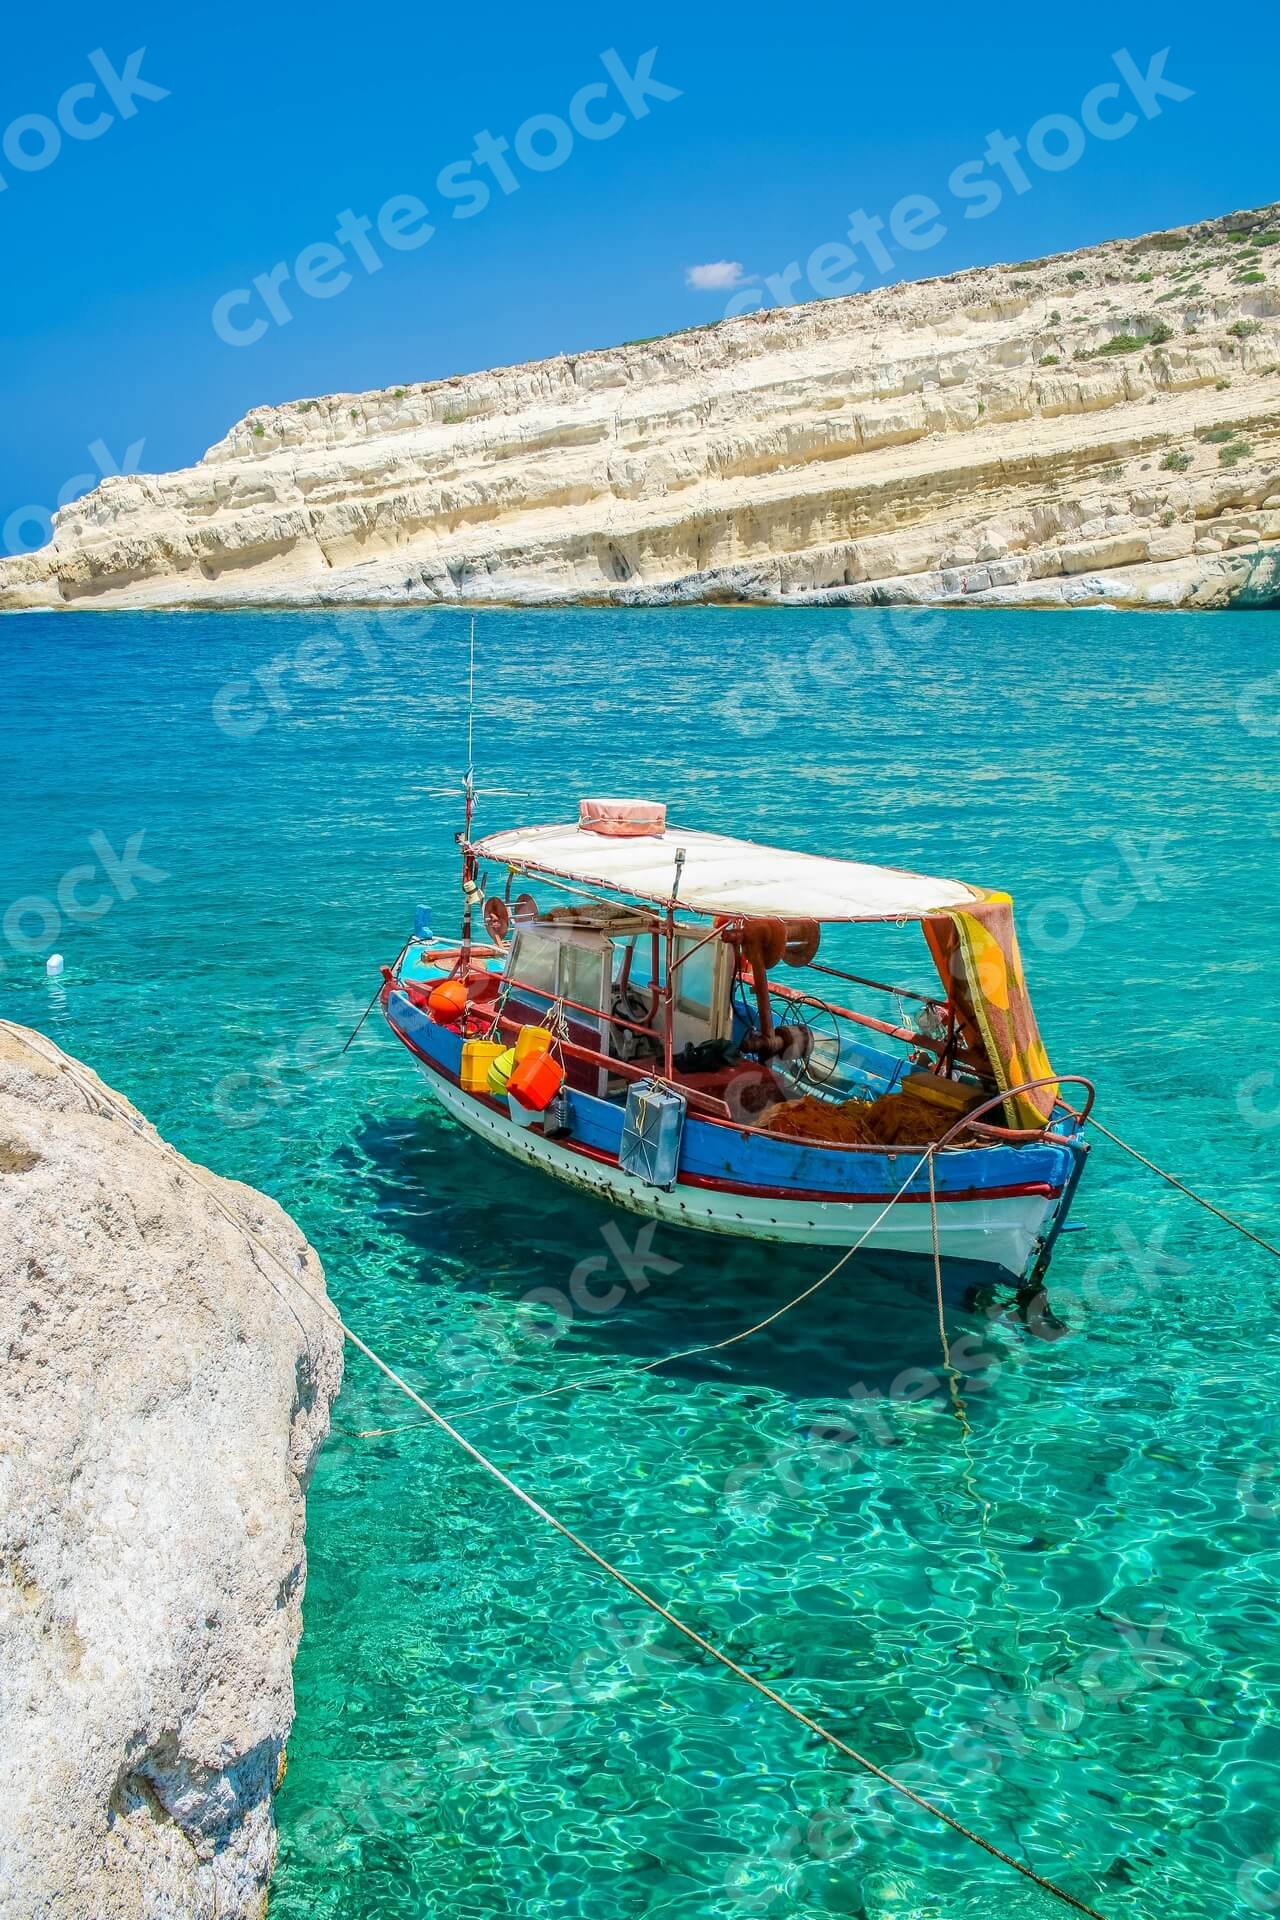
662 847 686 1080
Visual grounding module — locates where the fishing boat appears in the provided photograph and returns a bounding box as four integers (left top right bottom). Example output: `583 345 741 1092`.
380 799 1092 1291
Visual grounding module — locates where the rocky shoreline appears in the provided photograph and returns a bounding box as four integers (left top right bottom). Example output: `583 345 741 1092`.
2 203 1279 615
0 1023 343 1919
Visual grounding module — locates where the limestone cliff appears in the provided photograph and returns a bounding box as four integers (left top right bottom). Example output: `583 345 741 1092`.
5 203 1280 611
0 1022 343 1919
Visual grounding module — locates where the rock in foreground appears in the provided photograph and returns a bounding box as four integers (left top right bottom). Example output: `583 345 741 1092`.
0 1023 344 1919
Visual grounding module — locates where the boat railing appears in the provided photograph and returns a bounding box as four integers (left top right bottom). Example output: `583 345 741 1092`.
496 973 663 1045
391 978 1091 1157
462 1007 1093 1157
935 1076 1097 1152
419 933 979 1074
474 960 974 1070
800 959 943 1008
411 952 986 1087
401 951 1087 1151
767 979 984 1072
483 1007 736 1120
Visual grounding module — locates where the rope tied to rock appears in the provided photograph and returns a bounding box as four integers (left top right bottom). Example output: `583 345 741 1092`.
0 1022 1109 1920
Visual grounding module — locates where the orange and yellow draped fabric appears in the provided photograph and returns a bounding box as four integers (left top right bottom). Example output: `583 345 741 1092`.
923 892 1058 1129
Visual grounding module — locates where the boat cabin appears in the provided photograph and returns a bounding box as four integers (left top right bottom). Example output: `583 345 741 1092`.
381 800 1090 1282
449 801 1067 1143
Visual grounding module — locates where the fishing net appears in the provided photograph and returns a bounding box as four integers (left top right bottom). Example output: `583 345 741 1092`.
761 1078 984 1147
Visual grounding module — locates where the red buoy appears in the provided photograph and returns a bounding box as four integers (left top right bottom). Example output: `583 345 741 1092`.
427 979 468 1024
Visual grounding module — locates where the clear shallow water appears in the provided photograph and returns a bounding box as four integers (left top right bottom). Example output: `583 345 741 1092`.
2 606 1279 1920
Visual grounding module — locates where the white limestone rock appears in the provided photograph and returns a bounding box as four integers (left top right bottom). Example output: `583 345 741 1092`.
3 203 1280 612
0 1023 343 1920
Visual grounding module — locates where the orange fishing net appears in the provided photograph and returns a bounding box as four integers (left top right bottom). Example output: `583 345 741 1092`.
761 1077 984 1148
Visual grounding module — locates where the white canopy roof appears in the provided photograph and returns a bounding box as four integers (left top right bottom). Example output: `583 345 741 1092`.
470 822 980 923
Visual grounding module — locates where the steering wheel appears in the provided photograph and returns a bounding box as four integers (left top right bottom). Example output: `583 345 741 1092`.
609 984 655 1060
789 1002 844 1088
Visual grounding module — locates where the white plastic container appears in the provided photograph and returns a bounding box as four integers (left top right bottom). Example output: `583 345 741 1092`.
507 1093 545 1130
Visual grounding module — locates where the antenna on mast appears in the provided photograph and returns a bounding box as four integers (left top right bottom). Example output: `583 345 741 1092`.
464 613 476 837
457 614 479 972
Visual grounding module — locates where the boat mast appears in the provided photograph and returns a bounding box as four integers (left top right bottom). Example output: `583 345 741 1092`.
457 615 479 975
465 612 476 840
662 846 685 1080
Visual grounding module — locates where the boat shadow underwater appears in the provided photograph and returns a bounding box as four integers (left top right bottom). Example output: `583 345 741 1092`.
347 1104 1054 1408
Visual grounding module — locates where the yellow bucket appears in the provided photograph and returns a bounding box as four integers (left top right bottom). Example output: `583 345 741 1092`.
460 1039 504 1094
486 1047 518 1097
514 1025 554 1062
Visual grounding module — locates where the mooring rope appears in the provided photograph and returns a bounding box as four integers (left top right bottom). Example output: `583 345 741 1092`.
1 1022 1108 1919
926 1154 974 1443
1085 1115 1280 1262
926 1152 951 1371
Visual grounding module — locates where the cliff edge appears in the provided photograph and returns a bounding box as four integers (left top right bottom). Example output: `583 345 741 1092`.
2 203 1280 611
0 1022 344 1919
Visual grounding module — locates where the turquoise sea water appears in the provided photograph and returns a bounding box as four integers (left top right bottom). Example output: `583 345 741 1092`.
2 607 1279 1920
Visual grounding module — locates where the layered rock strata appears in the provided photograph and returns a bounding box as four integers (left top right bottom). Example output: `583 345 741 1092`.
3 203 1280 610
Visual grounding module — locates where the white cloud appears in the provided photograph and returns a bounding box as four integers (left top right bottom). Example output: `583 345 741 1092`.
685 260 752 292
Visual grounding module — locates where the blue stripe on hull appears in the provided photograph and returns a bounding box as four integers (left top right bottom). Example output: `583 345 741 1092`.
386 993 1073 1204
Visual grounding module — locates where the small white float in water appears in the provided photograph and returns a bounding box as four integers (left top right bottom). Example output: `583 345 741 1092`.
46 954 64 977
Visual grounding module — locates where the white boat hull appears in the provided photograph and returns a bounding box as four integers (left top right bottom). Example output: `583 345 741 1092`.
417 1063 1053 1279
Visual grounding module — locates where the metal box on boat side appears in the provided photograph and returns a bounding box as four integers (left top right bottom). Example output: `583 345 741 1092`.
619 1082 687 1189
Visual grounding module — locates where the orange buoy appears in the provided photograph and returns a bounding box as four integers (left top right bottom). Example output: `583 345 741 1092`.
427 979 469 1024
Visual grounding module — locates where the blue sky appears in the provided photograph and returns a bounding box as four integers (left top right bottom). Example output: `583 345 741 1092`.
1 0 1275 550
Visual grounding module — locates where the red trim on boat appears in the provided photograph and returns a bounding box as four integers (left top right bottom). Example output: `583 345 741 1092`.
676 1172 1063 1205
386 1010 1062 1209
